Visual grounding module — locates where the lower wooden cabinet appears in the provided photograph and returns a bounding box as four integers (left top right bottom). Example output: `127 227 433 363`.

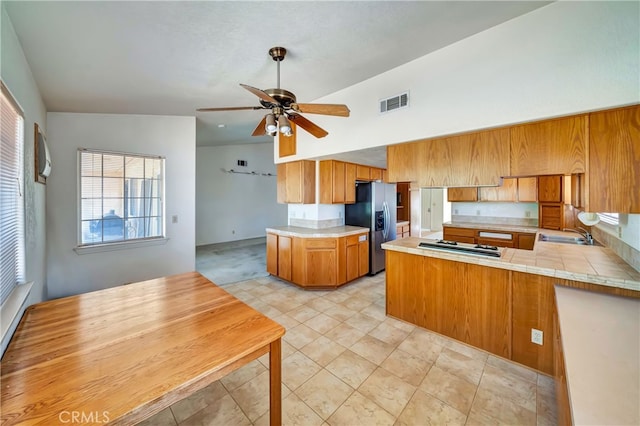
443 226 536 250
267 232 368 289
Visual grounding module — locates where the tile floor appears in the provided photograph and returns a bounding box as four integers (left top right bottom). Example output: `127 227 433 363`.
140 273 558 426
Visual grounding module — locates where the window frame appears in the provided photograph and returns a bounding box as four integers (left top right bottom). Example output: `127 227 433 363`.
76 148 167 252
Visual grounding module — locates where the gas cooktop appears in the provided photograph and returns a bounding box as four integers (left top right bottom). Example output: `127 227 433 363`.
417 239 502 258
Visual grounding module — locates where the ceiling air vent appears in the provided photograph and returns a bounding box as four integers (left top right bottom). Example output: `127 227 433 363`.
380 91 409 114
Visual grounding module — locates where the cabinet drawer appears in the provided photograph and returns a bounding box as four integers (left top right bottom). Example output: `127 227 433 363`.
477 237 515 248
443 227 476 237
346 235 360 246
305 238 337 249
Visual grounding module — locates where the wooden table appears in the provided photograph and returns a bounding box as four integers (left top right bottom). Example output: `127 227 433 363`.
0 272 285 425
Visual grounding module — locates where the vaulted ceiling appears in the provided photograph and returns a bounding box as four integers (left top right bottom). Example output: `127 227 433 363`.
5 1 550 149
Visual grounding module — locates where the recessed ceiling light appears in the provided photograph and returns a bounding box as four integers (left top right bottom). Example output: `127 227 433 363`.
217 124 225 128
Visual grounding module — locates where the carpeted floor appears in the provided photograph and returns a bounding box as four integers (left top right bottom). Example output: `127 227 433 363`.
196 237 269 285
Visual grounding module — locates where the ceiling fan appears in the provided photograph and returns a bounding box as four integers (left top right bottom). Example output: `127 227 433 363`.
197 47 350 139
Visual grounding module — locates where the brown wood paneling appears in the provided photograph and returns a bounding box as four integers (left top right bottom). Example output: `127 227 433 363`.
345 162 356 204
511 272 555 375
278 122 296 158
588 104 640 213
538 175 563 202
387 142 421 183
479 178 517 202
517 177 538 202
266 233 278 275
277 236 292 281
447 187 478 202
385 251 425 326
510 115 587 176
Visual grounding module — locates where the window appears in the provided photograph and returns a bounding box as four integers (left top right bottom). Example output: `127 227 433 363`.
597 213 619 226
1 82 25 305
79 149 165 246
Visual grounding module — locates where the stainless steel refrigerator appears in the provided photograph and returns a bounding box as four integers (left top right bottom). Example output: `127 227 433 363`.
345 182 397 275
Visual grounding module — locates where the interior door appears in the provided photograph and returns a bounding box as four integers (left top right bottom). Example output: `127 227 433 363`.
420 188 444 231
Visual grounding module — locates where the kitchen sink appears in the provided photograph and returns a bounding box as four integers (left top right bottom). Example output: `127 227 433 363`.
538 234 601 246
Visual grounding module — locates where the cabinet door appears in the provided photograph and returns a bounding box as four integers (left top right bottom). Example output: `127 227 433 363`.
266 233 278 275
588 105 640 213
539 203 563 230
517 177 538 202
276 164 287 204
358 237 369 277
443 226 476 244
370 168 383 181
479 178 517 202
517 233 536 250
332 161 346 203
346 243 359 282
510 115 587 176
345 163 356 204
278 160 316 204
305 249 337 285
447 187 478 202
278 236 292 281
538 175 563 202
356 165 371 180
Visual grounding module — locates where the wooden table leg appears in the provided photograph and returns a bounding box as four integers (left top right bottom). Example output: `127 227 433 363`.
269 338 282 426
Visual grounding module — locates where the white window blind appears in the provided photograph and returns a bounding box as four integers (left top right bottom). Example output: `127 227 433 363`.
78 149 165 246
1 82 25 305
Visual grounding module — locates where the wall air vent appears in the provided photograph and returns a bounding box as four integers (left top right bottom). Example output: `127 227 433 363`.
379 91 409 114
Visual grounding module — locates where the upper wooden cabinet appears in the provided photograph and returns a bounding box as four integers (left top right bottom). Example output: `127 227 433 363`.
538 175 563 203
587 105 640 213
369 168 383 182
517 177 538 202
447 187 478 202
320 160 356 204
510 115 587 176
479 178 517 202
356 165 370 180
276 160 315 204
388 128 510 187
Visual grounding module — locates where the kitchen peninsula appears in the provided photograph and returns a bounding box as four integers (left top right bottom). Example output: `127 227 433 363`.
382 233 640 425
266 226 369 289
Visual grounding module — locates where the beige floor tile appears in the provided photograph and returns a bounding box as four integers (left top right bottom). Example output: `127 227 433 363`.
536 380 558 426
170 381 228 423
248 284 274 296
305 297 339 312
536 373 555 393
304 313 341 334
283 323 322 349
368 320 410 346
326 349 377 388
220 359 266 392
287 305 321 323
397 329 444 363
360 302 388 321
138 407 176 426
282 351 322 390
258 340 297 368
248 301 283 318
435 347 486 386
341 295 373 312
300 335 347 367
395 389 467 426
268 297 303 314
470 386 536 426
327 391 395 426
465 410 502 425
419 365 477 415
479 364 537 412
324 290 351 304
295 369 354 419
229 370 291 422
349 334 396 365
358 367 416 417
283 393 326 426
382 316 415 333
380 348 432 387
344 311 381 333
324 303 357 321
270 313 300 330
446 339 489 362
324 322 366 347
486 355 538 383
179 393 251 426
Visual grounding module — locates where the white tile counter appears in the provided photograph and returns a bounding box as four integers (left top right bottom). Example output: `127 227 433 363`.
266 225 369 238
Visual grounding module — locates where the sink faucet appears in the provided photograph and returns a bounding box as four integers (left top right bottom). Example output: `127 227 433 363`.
563 227 594 245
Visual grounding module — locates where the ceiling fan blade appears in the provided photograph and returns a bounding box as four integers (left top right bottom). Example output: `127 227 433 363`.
290 103 350 117
197 106 264 112
240 84 279 104
288 114 329 138
251 116 268 137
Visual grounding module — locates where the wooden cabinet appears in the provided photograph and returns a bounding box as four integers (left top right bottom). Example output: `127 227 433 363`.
356 165 370 180
319 160 355 204
369 168 383 181
388 128 510 187
386 251 512 358
538 175 563 202
511 272 555 375
539 204 563 230
588 104 640 213
443 226 536 250
538 175 564 230
443 226 476 244
267 231 368 289
396 223 410 239
510 115 587 176
447 187 478 202
517 177 538 202
396 182 410 222
517 233 536 250
345 162 356 204
479 178 517 202
277 160 315 204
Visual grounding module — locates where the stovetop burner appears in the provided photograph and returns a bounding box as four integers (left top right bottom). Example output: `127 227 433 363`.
418 239 502 258
475 244 498 250
436 239 458 246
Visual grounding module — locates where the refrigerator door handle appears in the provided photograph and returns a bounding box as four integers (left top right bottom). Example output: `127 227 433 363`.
382 201 389 240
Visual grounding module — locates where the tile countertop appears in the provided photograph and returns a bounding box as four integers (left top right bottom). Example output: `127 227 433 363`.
555 286 639 425
442 221 540 233
266 225 369 238
381 234 640 292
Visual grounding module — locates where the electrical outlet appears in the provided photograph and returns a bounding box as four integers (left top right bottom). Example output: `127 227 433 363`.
525 211 531 218
531 328 543 345
454 209 459 215
618 226 622 238
232 230 235 234
171 215 178 224
476 210 481 216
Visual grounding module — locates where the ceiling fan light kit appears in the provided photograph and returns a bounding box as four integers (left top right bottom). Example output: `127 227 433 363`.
197 46 350 139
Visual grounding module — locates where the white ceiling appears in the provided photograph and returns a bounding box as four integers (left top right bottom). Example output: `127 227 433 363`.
5 1 550 157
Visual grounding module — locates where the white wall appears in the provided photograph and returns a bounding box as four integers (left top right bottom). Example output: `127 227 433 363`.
46 113 196 299
195 143 286 245
1 7 48 353
281 1 638 161
620 215 640 251
452 202 539 220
